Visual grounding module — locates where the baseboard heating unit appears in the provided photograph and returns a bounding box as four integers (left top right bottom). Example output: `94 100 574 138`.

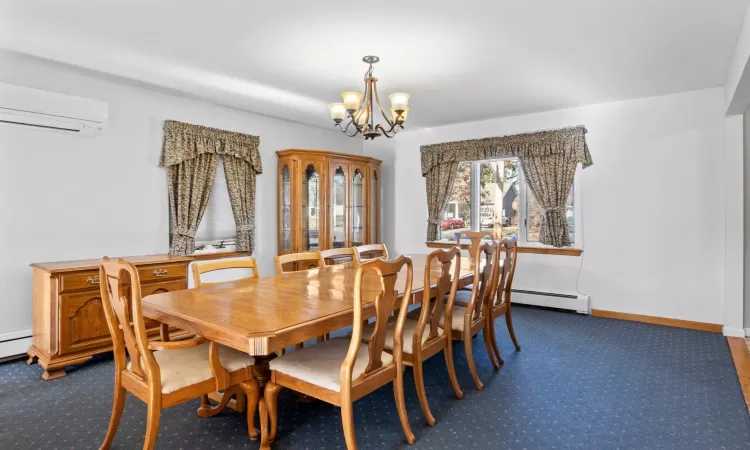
512 289 590 314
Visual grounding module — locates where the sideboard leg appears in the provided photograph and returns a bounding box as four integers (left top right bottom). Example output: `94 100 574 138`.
41 368 67 381
26 349 37 365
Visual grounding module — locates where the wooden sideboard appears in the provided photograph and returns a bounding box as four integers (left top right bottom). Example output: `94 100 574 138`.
26 253 243 380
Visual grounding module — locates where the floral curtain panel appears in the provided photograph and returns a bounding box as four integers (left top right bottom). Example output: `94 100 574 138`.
420 126 592 247
160 120 262 255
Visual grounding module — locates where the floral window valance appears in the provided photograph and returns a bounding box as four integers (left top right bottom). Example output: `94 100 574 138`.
159 120 262 173
420 125 592 176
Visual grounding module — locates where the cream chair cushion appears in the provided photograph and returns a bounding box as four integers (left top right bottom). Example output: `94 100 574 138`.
439 305 470 332
129 343 254 394
269 337 392 392
360 318 444 354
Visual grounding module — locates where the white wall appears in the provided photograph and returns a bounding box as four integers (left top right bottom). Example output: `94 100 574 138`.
362 139 397 252
391 88 727 325
0 51 361 342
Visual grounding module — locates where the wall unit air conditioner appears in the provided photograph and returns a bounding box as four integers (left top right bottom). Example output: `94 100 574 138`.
0 82 107 136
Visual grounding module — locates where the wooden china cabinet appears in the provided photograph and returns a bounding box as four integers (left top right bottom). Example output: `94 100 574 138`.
276 149 382 269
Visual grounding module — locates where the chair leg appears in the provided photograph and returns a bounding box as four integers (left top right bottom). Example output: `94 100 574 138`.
100 382 125 450
264 381 282 443
490 318 504 367
341 401 358 450
464 331 484 390
444 340 464 400
393 366 416 444
483 322 500 370
241 379 261 440
143 397 161 450
506 306 521 351
413 359 436 426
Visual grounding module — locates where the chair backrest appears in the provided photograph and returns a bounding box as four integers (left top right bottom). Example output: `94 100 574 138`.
343 256 413 389
354 243 389 261
99 257 156 381
192 258 260 288
274 251 325 274
456 231 494 260
414 247 461 346
320 248 360 266
464 241 497 320
497 239 519 304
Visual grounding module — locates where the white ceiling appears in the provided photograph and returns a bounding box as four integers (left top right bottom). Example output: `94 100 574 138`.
1 0 748 129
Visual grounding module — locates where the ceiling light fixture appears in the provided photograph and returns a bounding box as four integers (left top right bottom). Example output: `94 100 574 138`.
328 56 410 139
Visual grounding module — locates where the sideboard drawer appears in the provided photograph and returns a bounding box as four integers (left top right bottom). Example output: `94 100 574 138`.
59 270 102 293
138 263 186 284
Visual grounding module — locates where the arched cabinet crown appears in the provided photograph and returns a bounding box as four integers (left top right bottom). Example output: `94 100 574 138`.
276 149 382 258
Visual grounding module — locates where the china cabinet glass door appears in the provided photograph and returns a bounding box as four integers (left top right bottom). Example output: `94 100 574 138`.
332 166 347 248
370 169 378 243
301 164 320 251
351 168 364 246
281 164 292 251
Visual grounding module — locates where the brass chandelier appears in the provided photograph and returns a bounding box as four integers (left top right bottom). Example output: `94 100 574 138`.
328 56 410 139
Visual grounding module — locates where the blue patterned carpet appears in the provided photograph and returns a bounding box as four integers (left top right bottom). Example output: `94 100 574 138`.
1 306 748 449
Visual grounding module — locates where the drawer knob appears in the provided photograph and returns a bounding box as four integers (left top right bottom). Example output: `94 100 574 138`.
87 275 100 285
153 268 169 277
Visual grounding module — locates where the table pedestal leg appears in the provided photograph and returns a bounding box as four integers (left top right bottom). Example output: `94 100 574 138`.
252 353 276 450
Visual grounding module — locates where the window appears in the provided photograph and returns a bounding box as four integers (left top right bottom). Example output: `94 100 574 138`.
192 158 237 253
440 158 578 246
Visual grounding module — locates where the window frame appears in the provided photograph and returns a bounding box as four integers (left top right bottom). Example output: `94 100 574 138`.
440 158 583 249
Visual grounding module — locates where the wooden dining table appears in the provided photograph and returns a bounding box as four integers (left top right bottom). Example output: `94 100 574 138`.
141 254 475 448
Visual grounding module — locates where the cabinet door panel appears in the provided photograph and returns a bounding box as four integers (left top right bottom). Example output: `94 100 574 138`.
369 165 380 244
330 162 349 248
299 159 325 251
59 292 111 355
279 159 294 253
350 164 367 247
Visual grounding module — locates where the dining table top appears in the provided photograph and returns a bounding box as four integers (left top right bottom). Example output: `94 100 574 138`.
141 254 476 356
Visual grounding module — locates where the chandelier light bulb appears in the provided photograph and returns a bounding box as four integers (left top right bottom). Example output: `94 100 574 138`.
341 92 363 113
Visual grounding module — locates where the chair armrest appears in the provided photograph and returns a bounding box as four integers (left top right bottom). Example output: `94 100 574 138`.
148 336 205 351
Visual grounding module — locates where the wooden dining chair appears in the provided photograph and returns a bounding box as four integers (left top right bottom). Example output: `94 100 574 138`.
263 256 416 450
191 257 260 413
192 257 260 288
321 247 360 266
274 251 325 274
98 257 260 450
438 242 498 390
456 231 493 291
354 243 389 261
362 247 464 426
485 239 521 366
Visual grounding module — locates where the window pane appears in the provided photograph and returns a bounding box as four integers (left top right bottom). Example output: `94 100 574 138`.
480 160 520 241
194 158 236 244
441 162 471 240
527 184 574 244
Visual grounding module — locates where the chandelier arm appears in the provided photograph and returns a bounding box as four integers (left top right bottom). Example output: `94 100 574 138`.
371 78 395 128
343 117 361 137
375 123 403 138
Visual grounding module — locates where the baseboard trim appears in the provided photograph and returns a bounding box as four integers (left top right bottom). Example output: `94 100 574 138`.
724 326 747 338
590 309 722 333
0 330 32 359
727 337 750 412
